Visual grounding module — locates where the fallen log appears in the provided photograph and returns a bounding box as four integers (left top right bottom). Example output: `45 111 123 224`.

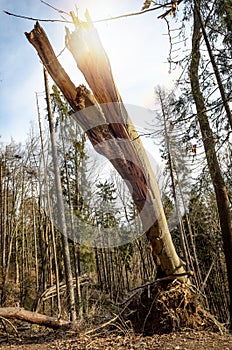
0 307 70 329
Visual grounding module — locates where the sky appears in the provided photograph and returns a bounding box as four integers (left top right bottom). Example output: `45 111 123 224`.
0 0 182 145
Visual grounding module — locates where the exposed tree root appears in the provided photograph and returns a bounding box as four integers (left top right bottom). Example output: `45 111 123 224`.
0 282 225 336
120 280 226 335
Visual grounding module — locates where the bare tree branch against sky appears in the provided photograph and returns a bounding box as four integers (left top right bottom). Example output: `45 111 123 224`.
0 0 183 144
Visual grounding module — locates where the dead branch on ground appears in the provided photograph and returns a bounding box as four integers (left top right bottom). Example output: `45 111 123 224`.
0 308 71 330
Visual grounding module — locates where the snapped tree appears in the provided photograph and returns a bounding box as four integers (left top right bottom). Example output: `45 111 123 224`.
25 14 188 281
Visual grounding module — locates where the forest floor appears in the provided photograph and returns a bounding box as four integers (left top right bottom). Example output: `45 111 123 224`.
0 330 232 350
1 281 231 349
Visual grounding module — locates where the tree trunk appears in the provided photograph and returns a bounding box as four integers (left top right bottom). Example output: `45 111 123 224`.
190 4 232 329
59 119 83 320
193 0 232 130
157 88 190 270
25 21 186 279
44 68 77 322
36 92 62 318
0 307 70 329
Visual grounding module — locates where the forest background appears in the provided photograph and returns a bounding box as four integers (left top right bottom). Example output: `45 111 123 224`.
0 0 231 337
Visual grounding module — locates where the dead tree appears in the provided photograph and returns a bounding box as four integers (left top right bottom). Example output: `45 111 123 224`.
0 307 70 329
25 16 187 280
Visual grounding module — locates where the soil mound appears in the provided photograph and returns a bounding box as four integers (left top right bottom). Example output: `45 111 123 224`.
121 280 224 335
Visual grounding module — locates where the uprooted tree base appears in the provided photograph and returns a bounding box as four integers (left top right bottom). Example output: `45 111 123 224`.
119 280 224 335
0 281 225 336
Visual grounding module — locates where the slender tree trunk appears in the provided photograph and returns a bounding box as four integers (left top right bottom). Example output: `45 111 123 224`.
1 160 7 305
26 21 187 280
0 160 4 305
43 68 77 322
31 180 39 292
20 174 25 306
194 0 232 130
190 4 232 329
156 89 205 291
94 248 102 289
0 161 3 276
15 227 19 285
59 120 83 319
36 92 61 318
157 89 190 270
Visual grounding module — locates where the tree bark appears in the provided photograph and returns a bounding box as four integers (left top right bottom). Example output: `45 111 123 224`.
194 0 232 130
25 21 186 279
44 68 77 322
190 4 232 329
0 307 70 329
156 88 190 270
36 92 62 318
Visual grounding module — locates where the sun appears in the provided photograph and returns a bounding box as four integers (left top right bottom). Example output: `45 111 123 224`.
65 0 132 77
76 0 119 21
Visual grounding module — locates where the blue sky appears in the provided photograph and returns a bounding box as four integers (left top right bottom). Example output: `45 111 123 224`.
0 0 181 145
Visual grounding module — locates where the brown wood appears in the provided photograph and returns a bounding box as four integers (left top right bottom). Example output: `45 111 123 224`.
25 20 186 279
0 307 70 329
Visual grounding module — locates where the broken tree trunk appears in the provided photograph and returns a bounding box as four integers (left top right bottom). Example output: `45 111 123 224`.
0 307 70 329
25 20 186 279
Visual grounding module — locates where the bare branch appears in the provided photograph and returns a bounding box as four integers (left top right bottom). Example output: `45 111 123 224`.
131 271 194 291
3 10 71 23
164 18 173 73
4 1 185 24
94 3 173 23
158 0 184 19
40 0 70 16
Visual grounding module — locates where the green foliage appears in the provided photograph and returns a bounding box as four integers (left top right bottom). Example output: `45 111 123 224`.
162 194 174 220
95 181 119 229
52 85 70 120
96 181 117 202
79 245 95 272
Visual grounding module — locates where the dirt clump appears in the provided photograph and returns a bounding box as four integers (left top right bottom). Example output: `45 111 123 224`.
121 279 224 335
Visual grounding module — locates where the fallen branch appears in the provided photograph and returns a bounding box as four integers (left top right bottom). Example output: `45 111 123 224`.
0 307 70 330
34 276 93 312
130 271 194 291
0 316 18 335
84 314 119 335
